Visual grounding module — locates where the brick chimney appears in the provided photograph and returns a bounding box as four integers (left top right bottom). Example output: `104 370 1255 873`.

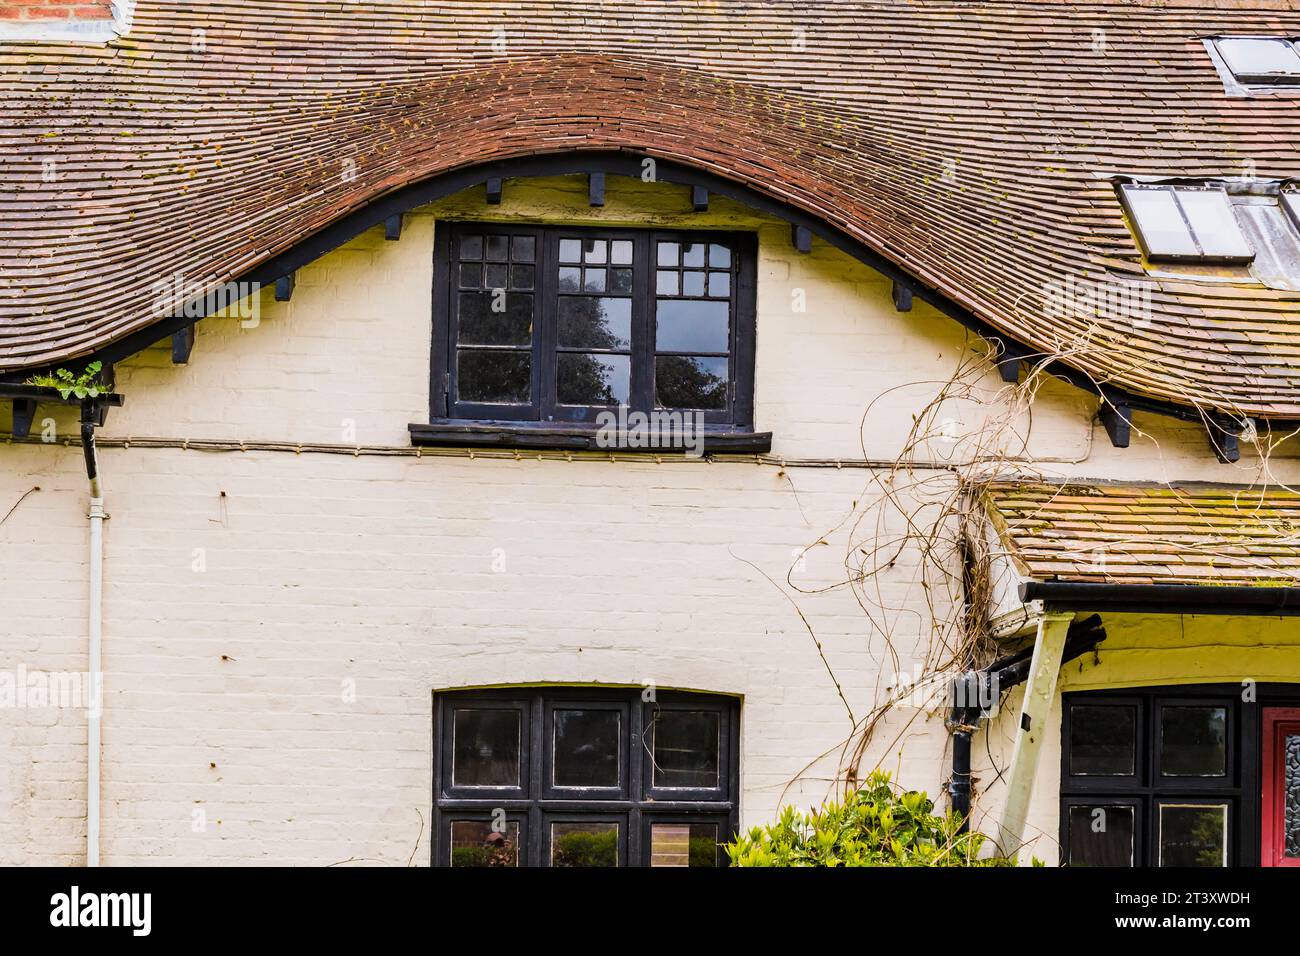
0 0 123 41
1 1 113 19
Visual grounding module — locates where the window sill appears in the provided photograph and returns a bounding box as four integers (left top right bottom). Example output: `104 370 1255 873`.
408 420 772 454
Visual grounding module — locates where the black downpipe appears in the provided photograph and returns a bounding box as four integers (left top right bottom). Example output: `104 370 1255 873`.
950 727 973 832
946 615 1106 833
80 400 99 485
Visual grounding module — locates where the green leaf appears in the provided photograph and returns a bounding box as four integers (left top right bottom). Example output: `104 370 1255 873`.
722 770 1016 868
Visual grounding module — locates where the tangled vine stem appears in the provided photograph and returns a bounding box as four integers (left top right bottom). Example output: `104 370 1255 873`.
772 325 1292 812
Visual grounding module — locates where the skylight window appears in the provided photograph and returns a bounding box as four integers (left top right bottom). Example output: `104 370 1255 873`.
1213 36 1300 85
1118 184 1254 264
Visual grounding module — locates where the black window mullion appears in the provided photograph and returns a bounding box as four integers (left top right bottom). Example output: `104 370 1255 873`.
528 692 544 867
630 693 645 799
430 697 443 867
538 232 559 421
430 226 453 420
732 232 758 429
630 232 654 414
1240 696 1260 866
628 693 645 864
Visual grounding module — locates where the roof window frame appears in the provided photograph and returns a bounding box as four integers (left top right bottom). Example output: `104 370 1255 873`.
1210 35 1300 87
1117 183 1255 265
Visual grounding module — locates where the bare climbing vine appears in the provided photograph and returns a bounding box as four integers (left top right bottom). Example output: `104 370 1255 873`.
763 322 1297 814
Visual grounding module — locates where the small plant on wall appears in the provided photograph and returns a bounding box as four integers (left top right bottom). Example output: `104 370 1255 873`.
724 771 1015 867
24 361 108 400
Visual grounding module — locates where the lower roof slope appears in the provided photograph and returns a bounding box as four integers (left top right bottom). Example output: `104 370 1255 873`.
2 2 1300 418
985 481 1300 587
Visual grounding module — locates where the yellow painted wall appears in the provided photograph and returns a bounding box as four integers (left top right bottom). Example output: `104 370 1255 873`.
973 613 1300 865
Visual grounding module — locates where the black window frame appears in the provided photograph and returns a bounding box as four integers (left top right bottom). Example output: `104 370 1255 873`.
1057 684 1300 867
429 221 758 437
432 687 740 867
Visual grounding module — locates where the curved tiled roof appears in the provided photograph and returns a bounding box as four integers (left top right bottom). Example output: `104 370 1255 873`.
2 1 1300 418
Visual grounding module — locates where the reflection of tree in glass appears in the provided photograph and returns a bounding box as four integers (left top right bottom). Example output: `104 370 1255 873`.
558 355 619 405
557 295 625 405
689 834 718 867
1188 810 1225 867
552 828 618 867
656 356 726 410
450 831 516 867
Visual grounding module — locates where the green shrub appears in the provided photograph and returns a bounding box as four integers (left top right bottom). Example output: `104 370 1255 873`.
552 828 619 867
689 835 718 868
451 841 517 867
724 771 1014 867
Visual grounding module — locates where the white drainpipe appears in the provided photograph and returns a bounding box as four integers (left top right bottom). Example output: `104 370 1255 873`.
81 408 104 867
87 491 104 867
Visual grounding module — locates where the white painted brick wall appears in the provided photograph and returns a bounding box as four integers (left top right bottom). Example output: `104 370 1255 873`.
1 175 1297 865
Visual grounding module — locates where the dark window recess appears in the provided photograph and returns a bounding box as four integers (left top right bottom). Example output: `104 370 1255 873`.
1160 706 1227 778
651 709 721 789
1069 704 1137 777
421 223 763 450
1061 688 1245 867
433 688 738 867
451 707 521 788
1067 804 1137 867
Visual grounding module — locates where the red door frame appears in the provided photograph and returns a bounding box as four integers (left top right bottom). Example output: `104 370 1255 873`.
1262 708 1300 867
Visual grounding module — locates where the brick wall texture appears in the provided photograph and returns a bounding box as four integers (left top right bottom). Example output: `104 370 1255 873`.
0 1 112 20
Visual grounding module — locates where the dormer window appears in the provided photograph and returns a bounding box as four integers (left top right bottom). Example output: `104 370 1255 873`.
410 219 767 453
1212 36 1300 86
1118 184 1253 264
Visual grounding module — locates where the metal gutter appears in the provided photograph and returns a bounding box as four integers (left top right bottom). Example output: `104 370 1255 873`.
1019 581 1300 616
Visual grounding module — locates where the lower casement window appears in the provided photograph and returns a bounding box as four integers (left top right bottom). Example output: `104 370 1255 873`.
1060 685 1300 867
432 687 739 867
